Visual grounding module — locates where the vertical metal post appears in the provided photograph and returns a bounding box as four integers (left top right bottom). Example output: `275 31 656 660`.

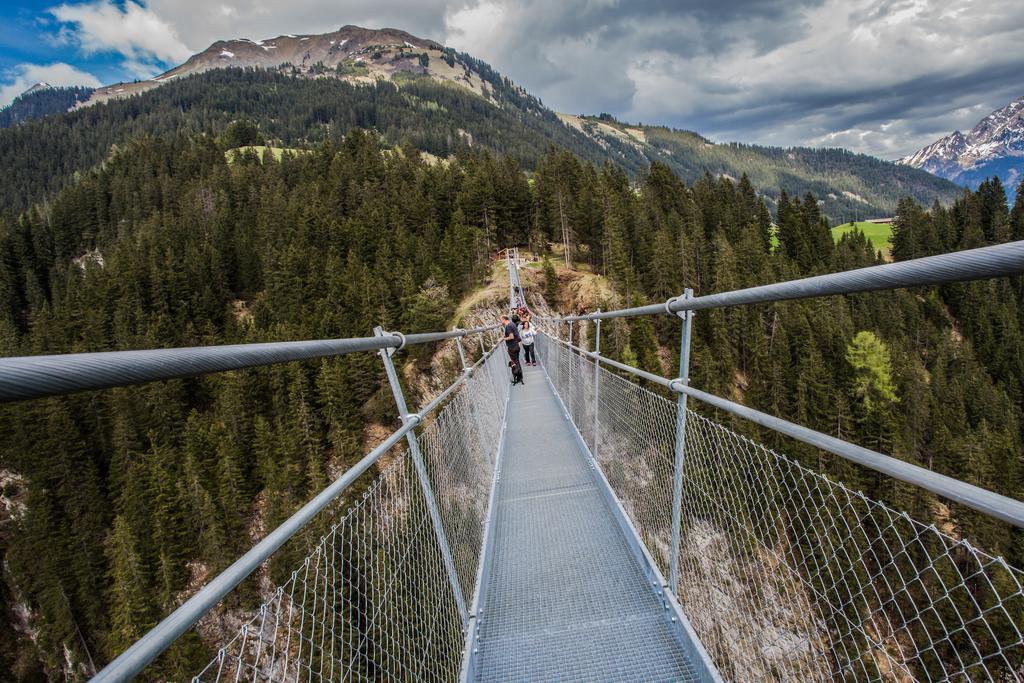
568 320 574 346
669 289 694 594
592 315 601 457
477 331 491 394
373 327 468 620
505 250 511 309
454 331 469 370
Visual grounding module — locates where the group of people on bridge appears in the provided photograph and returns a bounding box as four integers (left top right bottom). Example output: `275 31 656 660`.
500 304 536 385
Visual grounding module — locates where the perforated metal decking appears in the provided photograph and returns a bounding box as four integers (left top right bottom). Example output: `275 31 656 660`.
468 363 703 682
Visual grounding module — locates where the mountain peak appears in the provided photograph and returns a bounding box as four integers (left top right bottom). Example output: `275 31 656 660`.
898 94 1024 195
80 25 493 107
22 82 52 97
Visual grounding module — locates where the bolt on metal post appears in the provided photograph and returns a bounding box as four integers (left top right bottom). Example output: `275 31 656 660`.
669 289 694 594
373 326 468 620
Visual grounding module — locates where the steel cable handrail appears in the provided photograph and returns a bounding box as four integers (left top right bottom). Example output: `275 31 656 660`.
543 240 1024 323
541 332 1024 528
0 325 501 403
92 336 508 682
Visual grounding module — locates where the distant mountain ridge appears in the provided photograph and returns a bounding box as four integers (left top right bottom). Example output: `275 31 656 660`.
0 25 962 219
559 113 961 220
899 95 1024 195
83 25 520 110
0 84 94 129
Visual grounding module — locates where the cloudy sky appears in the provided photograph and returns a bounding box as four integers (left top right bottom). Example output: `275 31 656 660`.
1 0 1022 158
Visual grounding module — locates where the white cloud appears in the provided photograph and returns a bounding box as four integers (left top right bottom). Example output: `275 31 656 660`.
22 0 1024 157
0 62 102 107
140 0 454 55
444 2 505 57
48 0 193 77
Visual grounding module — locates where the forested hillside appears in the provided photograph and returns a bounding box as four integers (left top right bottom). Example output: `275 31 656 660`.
0 86 93 130
0 66 606 216
563 115 963 220
1 120 1023 679
0 129 529 679
0 68 636 217
0 65 960 221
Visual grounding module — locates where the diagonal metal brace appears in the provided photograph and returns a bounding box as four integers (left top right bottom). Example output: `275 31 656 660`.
374 326 469 622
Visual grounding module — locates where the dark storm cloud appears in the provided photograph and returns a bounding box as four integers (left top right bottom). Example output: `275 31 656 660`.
444 0 1024 157
33 0 1024 157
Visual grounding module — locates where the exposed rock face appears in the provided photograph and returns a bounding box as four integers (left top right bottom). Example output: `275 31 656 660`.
899 96 1024 194
82 25 506 108
157 26 441 80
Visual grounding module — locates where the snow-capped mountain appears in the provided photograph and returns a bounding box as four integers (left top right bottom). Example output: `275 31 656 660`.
899 96 1024 194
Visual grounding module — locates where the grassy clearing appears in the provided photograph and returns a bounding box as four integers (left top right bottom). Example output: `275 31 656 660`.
452 260 508 323
831 221 893 256
768 222 893 258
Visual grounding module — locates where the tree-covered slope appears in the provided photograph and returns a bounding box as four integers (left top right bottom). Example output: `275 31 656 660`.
561 115 964 221
0 130 532 679
0 85 94 129
0 69 647 217
0 64 960 222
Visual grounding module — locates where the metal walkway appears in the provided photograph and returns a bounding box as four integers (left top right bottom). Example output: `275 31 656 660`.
470 362 699 682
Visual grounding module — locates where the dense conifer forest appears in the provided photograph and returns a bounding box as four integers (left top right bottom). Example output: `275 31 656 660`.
0 68 959 220
0 117 1022 678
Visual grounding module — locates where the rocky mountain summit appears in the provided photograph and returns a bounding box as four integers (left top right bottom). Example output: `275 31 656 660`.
84 25 512 108
899 95 1024 194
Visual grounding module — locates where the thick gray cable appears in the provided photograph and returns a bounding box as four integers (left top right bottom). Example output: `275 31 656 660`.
555 240 1024 322
543 333 1024 528
676 383 1024 529
90 337 501 682
91 417 417 683
0 325 502 403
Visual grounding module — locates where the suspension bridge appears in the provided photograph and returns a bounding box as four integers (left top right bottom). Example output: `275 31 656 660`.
3 244 1024 681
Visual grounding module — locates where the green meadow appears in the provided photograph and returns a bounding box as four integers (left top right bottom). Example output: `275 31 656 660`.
831 221 893 256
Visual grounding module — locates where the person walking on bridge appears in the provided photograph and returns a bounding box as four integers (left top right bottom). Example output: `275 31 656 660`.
520 320 536 366
500 314 523 385
502 314 520 358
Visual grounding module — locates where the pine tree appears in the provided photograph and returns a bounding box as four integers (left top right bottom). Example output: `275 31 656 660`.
1010 179 1024 241
845 331 899 452
105 516 154 654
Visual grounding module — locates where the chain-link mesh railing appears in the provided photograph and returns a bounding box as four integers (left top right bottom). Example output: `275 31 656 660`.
192 345 509 682
536 333 1024 682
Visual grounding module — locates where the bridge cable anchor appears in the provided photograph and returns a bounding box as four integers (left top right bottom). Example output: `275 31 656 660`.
664 295 690 320
386 331 406 357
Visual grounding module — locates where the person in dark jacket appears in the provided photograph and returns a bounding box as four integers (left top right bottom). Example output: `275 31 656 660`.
500 314 521 363
500 314 523 384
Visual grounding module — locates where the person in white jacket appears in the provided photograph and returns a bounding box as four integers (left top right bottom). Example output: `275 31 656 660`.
520 321 537 366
